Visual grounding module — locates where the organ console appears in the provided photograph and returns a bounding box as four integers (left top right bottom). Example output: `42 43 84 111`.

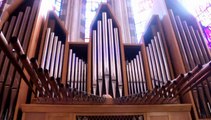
0 0 210 120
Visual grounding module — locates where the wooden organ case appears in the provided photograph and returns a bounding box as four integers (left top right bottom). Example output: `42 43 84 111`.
21 4 192 120
0 1 211 120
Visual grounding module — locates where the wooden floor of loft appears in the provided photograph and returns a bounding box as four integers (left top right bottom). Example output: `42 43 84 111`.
21 104 192 120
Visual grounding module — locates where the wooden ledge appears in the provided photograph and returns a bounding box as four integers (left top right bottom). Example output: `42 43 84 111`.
22 104 192 113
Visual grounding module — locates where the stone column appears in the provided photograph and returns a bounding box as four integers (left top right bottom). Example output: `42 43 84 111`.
109 0 132 43
63 0 82 42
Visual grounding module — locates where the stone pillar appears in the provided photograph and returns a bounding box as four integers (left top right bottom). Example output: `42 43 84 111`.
109 0 132 43
63 0 82 42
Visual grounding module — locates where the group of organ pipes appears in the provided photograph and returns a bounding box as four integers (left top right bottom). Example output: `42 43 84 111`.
1 31 211 106
0 33 106 104
40 28 65 80
0 1 39 119
126 51 147 95
92 12 123 98
114 63 211 105
145 32 171 88
67 48 87 92
169 8 211 118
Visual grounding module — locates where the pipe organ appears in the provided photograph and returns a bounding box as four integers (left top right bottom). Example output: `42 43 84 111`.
0 0 210 120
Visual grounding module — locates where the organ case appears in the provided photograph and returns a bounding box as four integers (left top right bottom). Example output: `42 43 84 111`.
0 1 210 120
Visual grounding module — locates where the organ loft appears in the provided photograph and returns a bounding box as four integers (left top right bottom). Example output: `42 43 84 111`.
0 0 210 120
